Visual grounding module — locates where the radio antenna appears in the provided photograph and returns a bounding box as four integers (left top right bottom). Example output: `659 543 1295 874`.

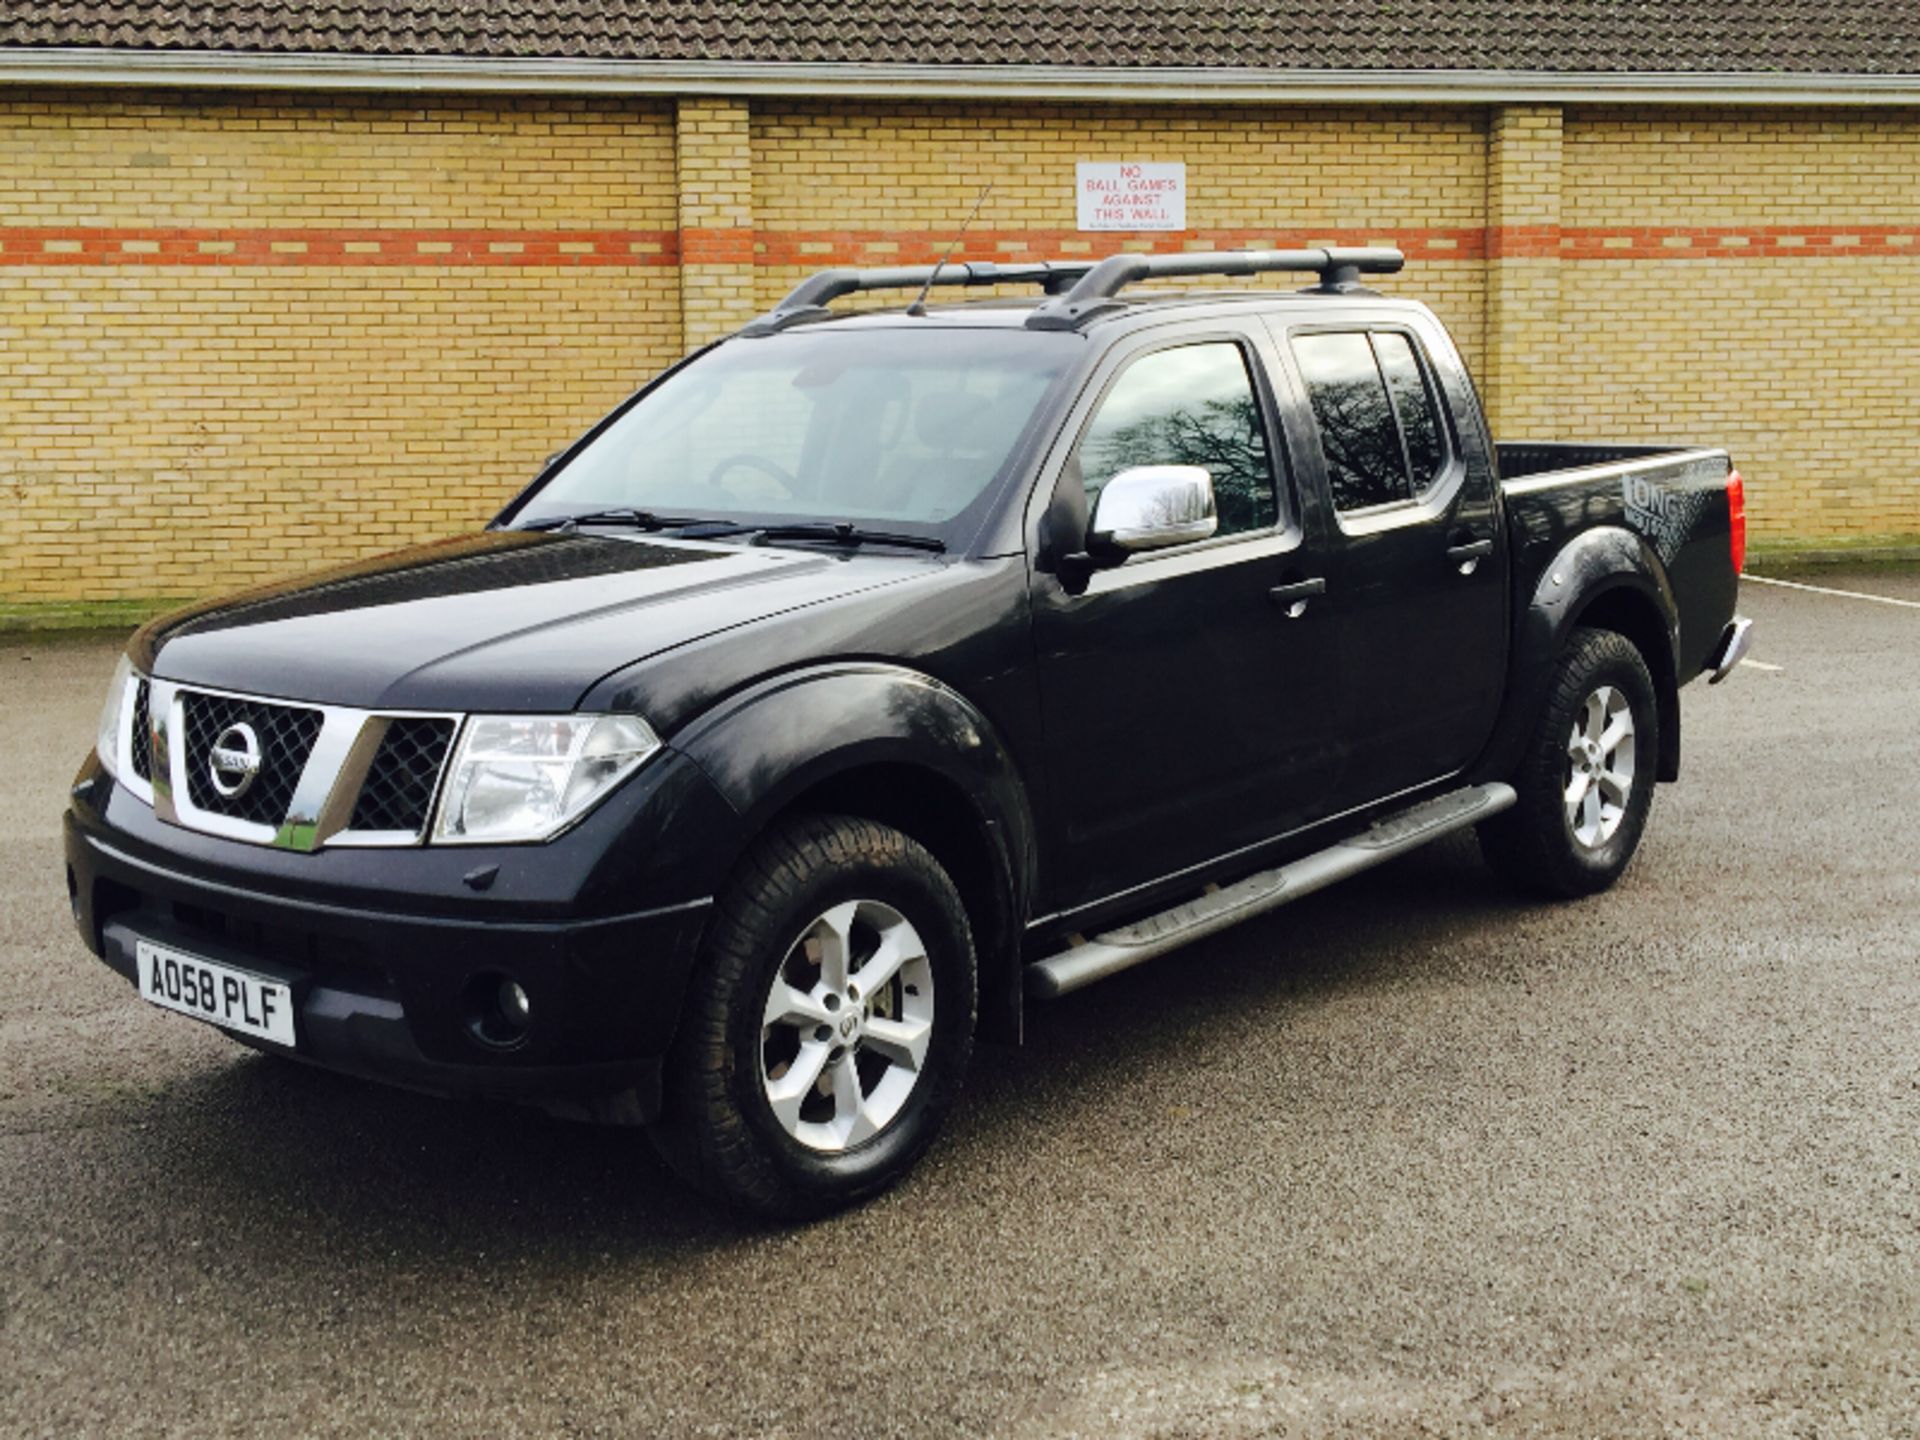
906 183 993 316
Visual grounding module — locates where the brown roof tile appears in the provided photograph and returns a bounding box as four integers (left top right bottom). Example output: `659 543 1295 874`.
2 0 1917 75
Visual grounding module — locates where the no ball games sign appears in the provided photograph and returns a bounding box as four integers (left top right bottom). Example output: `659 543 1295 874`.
1076 162 1187 232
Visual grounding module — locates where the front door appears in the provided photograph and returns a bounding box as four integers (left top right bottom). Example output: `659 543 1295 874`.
1028 324 1343 914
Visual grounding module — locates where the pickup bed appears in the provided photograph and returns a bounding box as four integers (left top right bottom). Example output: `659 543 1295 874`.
64 247 1750 1217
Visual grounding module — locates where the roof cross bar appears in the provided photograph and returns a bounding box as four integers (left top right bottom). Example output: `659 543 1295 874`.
1024 246 1406 330
738 260 1099 336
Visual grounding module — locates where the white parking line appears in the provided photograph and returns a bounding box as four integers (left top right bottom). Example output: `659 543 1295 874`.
1742 574 1920 609
1739 658 1785 673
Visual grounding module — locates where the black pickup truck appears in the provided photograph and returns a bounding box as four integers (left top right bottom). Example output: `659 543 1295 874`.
65 248 1751 1218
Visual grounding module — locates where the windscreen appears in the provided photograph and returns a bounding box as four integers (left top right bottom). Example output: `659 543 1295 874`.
513 328 1078 536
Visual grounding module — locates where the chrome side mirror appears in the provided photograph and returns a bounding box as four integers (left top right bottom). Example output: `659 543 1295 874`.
1088 465 1218 555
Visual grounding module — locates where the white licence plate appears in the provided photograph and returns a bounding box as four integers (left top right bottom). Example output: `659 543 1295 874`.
135 939 297 1048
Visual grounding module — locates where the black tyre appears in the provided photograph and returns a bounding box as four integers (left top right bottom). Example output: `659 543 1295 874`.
1478 626 1659 898
650 814 977 1220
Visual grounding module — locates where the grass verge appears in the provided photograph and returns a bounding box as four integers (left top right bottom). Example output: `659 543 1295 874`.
0 597 192 636
1745 534 1920 571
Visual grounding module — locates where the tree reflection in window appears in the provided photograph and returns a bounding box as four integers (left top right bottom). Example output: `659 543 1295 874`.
1076 343 1278 538
1293 330 1450 513
1374 332 1444 491
1292 332 1409 512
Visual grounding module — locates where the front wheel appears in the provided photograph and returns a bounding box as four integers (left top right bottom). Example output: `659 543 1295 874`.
1479 626 1659 898
650 814 976 1220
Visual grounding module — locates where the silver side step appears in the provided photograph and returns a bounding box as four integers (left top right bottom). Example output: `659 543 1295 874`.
1026 782 1517 1000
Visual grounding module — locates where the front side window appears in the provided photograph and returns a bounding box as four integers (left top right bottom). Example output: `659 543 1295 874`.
1291 330 1450 514
514 329 1077 536
1074 342 1279 539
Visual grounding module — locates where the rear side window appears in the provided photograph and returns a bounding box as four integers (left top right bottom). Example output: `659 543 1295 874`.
1373 333 1444 490
1075 341 1279 538
1291 330 1449 513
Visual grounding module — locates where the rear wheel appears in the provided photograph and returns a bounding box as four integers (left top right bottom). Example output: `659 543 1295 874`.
1479 626 1659 898
651 814 976 1220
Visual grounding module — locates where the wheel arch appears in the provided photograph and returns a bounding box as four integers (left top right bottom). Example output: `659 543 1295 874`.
672 663 1036 1045
1474 526 1684 785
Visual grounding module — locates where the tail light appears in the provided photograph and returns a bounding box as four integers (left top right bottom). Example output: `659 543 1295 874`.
1726 468 1746 574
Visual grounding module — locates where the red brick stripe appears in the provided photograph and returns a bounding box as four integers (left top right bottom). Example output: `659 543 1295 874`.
1 224 1914 267
755 227 1488 264
681 226 757 264
0 228 681 266
1498 224 1920 259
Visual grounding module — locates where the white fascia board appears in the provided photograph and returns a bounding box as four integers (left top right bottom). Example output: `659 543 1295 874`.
1 49 1918 105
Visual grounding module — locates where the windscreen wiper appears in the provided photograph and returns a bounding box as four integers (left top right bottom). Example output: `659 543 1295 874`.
516 508 720 533
750 522 947 554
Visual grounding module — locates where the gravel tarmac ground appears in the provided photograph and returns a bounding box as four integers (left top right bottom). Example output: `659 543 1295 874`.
2 571 1916 1438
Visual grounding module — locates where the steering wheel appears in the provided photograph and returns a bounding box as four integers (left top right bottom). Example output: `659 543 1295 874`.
707 453 797 497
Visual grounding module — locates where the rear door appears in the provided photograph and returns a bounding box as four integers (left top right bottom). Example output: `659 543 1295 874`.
1027 319 1343 912
1267 315 1507 811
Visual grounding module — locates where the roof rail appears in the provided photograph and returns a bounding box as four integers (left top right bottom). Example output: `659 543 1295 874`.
1024 247 1405 331
738 260 1098 336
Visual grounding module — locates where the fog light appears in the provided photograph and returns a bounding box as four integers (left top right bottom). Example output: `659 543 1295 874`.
500 979 531 1026
464 970 533 1049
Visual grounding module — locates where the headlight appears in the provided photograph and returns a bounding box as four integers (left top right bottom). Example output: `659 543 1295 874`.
95 654 135 780
431 714 661 845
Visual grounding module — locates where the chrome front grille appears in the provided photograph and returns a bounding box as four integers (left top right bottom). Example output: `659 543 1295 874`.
348 717 457 836
180 691 325 826
130 677 462 851
129 678 153 784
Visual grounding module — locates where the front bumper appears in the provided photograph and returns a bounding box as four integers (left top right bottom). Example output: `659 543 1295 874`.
64 752 738 1120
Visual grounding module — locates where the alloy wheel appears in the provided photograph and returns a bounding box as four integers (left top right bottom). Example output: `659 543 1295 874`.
759 899 935 1153
1565 684 1636 848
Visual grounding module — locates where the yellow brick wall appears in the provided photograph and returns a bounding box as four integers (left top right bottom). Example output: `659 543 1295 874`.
750 101 1489 369
2 270 681 601
1561 106 1920 541
1556 256 1920 539
1483 105 1563 436
1566 108 1920 228
1 90 677 227
676 96 757 346
0 89 682 603
2 89 1916 609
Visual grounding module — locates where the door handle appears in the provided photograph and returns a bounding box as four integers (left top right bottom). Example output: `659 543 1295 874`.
1269 577 1327 617
1446 537 1494 574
